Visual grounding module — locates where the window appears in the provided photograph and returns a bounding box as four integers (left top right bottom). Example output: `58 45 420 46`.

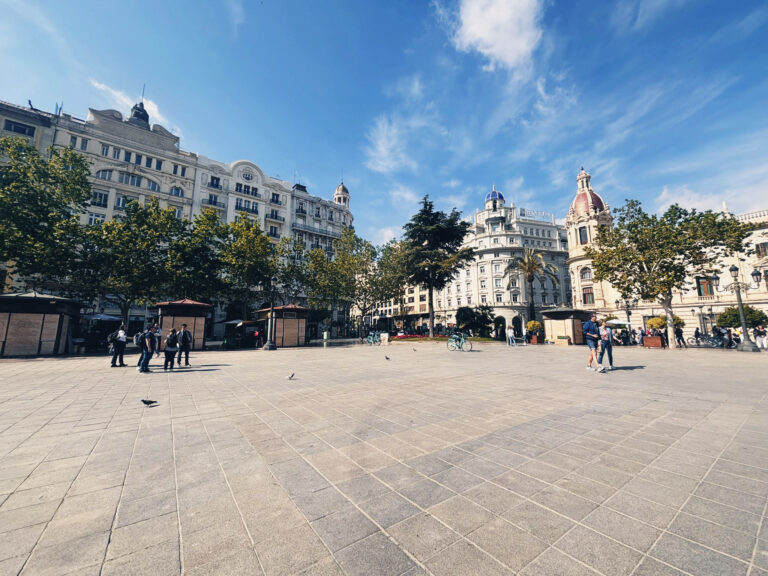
328 211 334 221
408 287 415 294
495 278 502 288
112 147 121 159
170 186 184 197
755 242 768 258
172 207 183 219
155 159 163 171
419 295 426 302
91 191 109 207
173 164 178 175
510 280 517 287
457 297 462 306
467 296 472 305
315 207 321 217
582 287 594 305
578 226 589 245
69 135 77 147
479 266 485 274
493 238 499 244
456 284 461 293
87 213 105 226
100 144 109 157
481 295 487 304
181 166 186 177
235 183 243 192
269 226 279 237
580 268 593 281
80 138 88 151
124 151 132 163
243 172 253 181
495 293 503 303
447 298 452 306
408 297 414 303
696 277 715 297
512 294 518 302
145 156 152 168
271 193 281 204
118 172 142 187
208 176 221 189
480 280 486 289
114 195 130 210
134 153 142 165
95 169 113 181
494 264 501 273
145 179 159 192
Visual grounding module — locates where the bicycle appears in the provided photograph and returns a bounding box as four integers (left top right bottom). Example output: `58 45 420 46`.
366 332 381 346
447 332 472 352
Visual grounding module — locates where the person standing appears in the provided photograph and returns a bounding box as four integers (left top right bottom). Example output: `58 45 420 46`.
596 320 614 372
177 324 192 367
164 328 178 371
153 324 162 358
694 327 701 346
506 325 517 347
110 324 127 367
583 314 600 370
753 325 767 350
674 325 687 348
138 325 155 373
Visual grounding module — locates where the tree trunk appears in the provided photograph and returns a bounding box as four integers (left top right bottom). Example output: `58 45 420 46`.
527 278 536 322
120 301 131 325
428 284 434 338
661 291 674 350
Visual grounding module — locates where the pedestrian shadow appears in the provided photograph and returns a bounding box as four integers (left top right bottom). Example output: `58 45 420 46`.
164 368 219 373
610 365 645 371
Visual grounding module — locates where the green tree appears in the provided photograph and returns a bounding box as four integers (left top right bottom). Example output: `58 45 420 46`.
220 216 275 319
0 136 91 286
274 236 309 305
504 248 560 322
646 315 685 330
374 240 410 329
716 305 768 329
586 200 753 342
165 208 227 302
403 196 474 337
455 305 495 336
78 198 185 322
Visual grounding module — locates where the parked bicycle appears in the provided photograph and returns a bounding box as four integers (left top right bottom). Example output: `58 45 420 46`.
366 331 381 346
447 332 472 351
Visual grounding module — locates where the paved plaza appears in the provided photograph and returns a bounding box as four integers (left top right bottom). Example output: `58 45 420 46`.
0 343 766 576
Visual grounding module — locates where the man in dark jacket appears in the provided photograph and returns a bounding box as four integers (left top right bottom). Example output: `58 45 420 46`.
177 324 192 367
138 325 155 373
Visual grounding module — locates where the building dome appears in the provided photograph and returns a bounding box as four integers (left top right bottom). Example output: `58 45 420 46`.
484 188 505 203
569 168 606 217
335 182 349 195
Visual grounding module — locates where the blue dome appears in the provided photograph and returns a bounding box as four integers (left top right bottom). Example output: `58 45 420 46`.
484 189 505 203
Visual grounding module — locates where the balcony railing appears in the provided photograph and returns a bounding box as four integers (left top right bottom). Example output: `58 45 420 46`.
202 198 227 209
291 222 341 238
206 181 222 190
90 201 108 208
295 208 307 215
269 198 282 205
235 205 259 214
266 213 285 222
309 243 321 250
267 232 280 239
114 204 125 211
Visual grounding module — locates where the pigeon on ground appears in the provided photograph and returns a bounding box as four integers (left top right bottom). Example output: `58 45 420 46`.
287 373 295 380
385 356 390 360
141 399 158 406
413 348 417 352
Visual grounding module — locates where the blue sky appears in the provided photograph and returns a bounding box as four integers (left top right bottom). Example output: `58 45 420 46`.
2 0 766 245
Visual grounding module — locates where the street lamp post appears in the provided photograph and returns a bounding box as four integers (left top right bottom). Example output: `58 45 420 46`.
263 277 277 351
690 306 705 336
615 297 639 344
712 265 762 352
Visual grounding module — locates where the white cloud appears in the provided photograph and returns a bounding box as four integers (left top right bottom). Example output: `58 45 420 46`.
90 79 178 134
371 226 400 245
390 185 419 206
365 116 418 173
451 0 543 74
444 193 470 210
655 185 726 213
444 179 462 188
595 86 664 152
711 7 768 44
388 74 424 102
224 0 245 35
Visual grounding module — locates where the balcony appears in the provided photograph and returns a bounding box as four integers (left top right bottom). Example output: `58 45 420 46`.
206 181 222 190
295 207 307 215
235 205 259 215
269 197 282 205
267 232 281 239
114 204 125 211
312 212 321 220
235 187 260 198
265 213 285 223
90 201 108 208
291 222 341 238
309 243 321 250
202 198 227 209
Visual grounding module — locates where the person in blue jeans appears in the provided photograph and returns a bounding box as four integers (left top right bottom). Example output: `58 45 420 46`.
583 314 600 370
138 325 155 373
597 319 614 372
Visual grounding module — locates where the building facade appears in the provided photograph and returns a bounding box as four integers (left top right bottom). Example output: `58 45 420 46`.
565 169 768 335
432 188 570 336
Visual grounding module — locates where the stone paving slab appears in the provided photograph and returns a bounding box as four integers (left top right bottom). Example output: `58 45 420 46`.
0 343 766 575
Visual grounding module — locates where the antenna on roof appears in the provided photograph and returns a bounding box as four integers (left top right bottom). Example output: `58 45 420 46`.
141 84 146 103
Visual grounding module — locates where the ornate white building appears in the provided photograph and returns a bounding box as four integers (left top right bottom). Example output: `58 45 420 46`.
433 187 570 336
565 169 768 334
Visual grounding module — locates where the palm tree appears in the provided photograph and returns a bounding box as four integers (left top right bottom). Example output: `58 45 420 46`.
505 248 561 322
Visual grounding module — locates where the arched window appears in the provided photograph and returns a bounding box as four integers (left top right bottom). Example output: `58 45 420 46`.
145 179 160 192
95 169 112 181
170 186 184 197
582 287 594 305
578 226 589 245
580 267 593 281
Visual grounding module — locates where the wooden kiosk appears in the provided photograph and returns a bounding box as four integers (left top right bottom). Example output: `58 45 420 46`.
0 291 81 356
257 304 309 347
541 308 594 345
156 298 212 350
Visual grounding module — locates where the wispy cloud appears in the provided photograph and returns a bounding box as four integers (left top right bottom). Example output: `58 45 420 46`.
450 0 543 74
444 178 462 188
387 74 424 103
710 6 768 44
224 0 245 36
655 185 725 213
89 79 182 136
370 226 400 245
390 184 420 206
612 0 691 32
365 115 418 173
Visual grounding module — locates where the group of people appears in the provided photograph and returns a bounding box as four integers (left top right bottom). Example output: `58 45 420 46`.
583 314 615 372
109 323 193 372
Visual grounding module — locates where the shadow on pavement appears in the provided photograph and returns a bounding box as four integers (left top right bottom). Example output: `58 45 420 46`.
610 365 645 371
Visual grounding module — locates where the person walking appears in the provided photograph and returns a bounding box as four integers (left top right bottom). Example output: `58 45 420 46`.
177 324 192 367
583 314 600 370
506 325 517 347
596 320 614 372
164 328 179 370
138 324 155 373
674 325 687 348
693 327 701 346
754 325 767 350
153 324 162 358
110 324 127 367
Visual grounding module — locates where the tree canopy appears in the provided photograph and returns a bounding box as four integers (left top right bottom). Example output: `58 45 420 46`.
505 248 560 322
586 200 753 338
403 196 474 336
716 305 768 329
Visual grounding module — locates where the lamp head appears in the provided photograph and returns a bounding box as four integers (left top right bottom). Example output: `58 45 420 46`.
729 265 739 280
615 299 620 308
712 274 720 288
751 269 761 286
